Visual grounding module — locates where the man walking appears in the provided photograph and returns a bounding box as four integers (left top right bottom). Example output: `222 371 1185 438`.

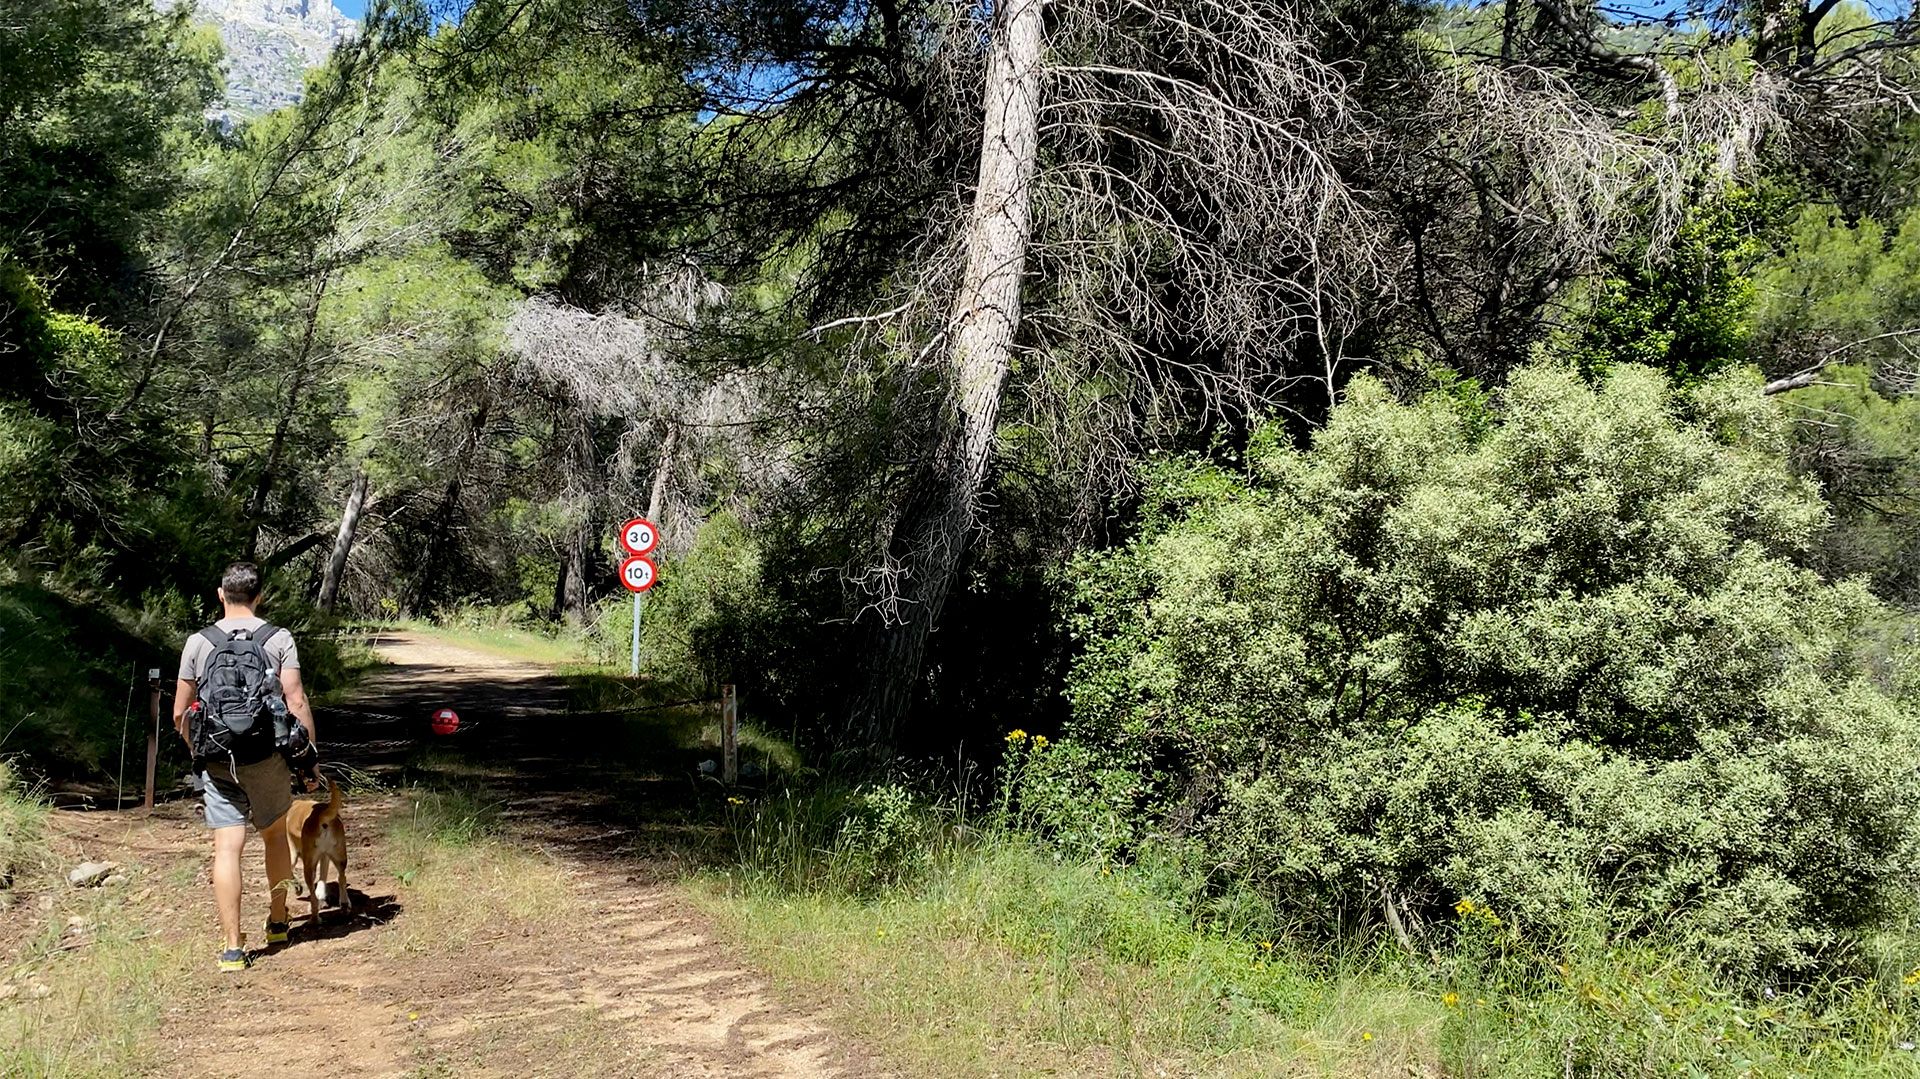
172 561 316 972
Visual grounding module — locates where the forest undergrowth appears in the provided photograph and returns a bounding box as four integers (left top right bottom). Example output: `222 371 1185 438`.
697 363 1920 1076
704 784 1920 1079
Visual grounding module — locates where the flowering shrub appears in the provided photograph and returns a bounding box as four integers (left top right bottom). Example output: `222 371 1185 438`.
1055 363 1920 977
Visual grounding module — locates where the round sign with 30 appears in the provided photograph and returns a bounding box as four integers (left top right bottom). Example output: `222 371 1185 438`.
620 517 659 556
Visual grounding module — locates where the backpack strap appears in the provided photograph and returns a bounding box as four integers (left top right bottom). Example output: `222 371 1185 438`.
248 622 281 651
199 625 231 650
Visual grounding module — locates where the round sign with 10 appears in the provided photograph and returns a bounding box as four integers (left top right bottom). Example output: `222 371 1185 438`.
619 555 657 592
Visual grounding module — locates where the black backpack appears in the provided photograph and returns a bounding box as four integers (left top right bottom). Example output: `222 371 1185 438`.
192 623 292 765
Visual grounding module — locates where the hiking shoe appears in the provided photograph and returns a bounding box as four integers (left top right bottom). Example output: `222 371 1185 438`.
217 947 250 973
265 921 290 945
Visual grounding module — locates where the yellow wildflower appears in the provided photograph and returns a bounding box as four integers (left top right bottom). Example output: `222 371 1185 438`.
1454 899 1476 916
1361 1032 1374 1042
1442 992 1459 1008
1033 735 1049 749
1005 729 1028 742
727 796 744 805
1905 967 1920 987
1259 940 1274 952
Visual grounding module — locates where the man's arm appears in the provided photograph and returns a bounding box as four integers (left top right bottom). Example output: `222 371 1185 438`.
172 679 196 745
280 667 316 746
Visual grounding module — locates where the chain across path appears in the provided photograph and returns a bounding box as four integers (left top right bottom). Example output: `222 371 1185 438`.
313 696 719 755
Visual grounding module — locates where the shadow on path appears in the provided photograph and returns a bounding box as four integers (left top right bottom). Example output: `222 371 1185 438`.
315 632 738 875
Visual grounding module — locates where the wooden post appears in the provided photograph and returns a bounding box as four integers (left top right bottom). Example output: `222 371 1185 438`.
721 684 738 785
144 669 162 810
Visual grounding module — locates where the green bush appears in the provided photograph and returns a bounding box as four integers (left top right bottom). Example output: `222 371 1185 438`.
1050 362 1920 977
729 781 951 897
0 579 183 782
1438 901 1920 1079
0 565 350 782
998 731 1145 863
596 512 770 692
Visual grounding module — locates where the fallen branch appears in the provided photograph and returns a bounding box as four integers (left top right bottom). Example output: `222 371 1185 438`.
1762 328 1920 395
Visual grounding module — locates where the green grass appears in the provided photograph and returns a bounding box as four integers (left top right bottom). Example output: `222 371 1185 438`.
0 758 48 895
698 836 1441 1079
697 800 1920 1079
380 757 577 957
558 669 801 772
376 607 592 667
0 771 192 1078
308 631 387 707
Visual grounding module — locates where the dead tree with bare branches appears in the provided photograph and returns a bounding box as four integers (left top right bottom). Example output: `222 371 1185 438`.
454 0 1920 754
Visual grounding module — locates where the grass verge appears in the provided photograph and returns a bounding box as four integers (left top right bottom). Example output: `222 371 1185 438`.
0 760 47 896
381 759 577 956
697 836 1438 1079
308 631 388 708
697 793 1920 1079
0 765 193 1078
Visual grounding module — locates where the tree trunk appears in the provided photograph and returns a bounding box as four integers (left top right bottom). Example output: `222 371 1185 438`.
550 551 571 621
559 413 597 625
563 522 590 624
646 424 676 529
317 468 369 613
409 399 491 613
243 271 331 558
241 363 309 559
1753 0 1801 69
850 0 1044 752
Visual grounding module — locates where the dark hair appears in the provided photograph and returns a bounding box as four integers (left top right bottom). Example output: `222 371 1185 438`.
220 562 263 603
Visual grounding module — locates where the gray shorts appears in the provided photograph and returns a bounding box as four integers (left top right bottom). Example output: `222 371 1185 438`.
201 755 293 831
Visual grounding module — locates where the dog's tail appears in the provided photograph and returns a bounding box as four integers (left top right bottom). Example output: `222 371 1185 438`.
313 777 344 827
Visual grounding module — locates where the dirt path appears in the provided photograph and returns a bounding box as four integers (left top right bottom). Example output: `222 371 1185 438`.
30 633 880 1079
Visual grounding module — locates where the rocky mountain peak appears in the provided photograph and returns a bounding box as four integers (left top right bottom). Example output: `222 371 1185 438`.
168 0 357 120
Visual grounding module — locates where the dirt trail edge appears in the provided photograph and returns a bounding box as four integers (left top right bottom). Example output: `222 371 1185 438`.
42 632 884 1079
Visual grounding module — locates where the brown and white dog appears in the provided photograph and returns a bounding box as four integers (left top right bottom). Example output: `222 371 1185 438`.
283 778 351 923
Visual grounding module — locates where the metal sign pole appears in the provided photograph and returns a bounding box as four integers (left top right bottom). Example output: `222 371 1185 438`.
618 515 659 677
630 591 642 677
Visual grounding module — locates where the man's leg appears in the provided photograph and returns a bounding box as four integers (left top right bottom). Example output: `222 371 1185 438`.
262 816 292 926
211 824 247 950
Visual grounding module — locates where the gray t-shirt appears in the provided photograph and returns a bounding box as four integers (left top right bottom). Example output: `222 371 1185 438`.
178 617 300 684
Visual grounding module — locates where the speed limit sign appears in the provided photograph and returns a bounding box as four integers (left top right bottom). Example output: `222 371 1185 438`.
617 516 662 674
619 555 657 592
619 517 659 556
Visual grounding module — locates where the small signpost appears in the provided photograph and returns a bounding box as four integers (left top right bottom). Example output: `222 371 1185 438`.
721 684 738 785
618 517 659 676
144 669 162 811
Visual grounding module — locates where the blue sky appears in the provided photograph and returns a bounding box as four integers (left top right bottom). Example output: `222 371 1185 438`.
324 0 1911 28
